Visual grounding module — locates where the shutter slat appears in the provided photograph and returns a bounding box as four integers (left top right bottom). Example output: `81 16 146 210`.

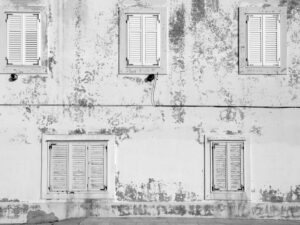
88 144 106 190
70 144 87 191
247 15 263 66
127 15 142 65
212 142 227 191
7 14 23 65
49 143 68 191
228 142 243 191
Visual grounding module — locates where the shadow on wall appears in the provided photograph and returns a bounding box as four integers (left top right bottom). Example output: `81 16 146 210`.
115 172 200 202
261 185 300 202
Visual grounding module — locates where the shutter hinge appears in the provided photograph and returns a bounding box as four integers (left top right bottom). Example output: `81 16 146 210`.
238 185 245 191
154 14 160 23
48 186 51 191
153 58 160 66
49 143 56 150
34 57 41 66
5 57 12 65
5 13 12 23
34 13 40 22
126 15 132 23
100 185 108 191
212 185 219 191
126 57 132 66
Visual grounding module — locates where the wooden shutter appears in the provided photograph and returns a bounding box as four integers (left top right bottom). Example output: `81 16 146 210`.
7 14 23 65
70 143 87 191
144 15 159 65
88 143 106 190
227 142 244 191
127 15 142 65
24 14 40 65
247 15 263 66
49 143 68 191
263 14 280 66
212 142 227 191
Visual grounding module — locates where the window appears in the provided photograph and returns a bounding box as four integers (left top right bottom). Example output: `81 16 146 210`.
0 6 47 74
239 7 287 75
6 13 41 66
119 7 167 75
42 135 115 199
204 138 250 200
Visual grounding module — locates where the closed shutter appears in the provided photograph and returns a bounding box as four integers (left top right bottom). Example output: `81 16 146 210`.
88 143 106 190
24 14 40 65
70 143 87 191
7 14 23 65
6 13 40 65
263 14 280 66
127 15 142 65
144 15 159 65
49 143 68 191
212 142 227 191
227 142 244 191
247 15 263 66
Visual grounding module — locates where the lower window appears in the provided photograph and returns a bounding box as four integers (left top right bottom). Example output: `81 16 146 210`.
42 135 115 200
205 138 251 200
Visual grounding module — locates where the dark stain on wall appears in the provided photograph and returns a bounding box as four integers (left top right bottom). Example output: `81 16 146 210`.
48 50 57 74
279 0 300 18
27 210 58 224
169 4 185 52
206 0 219 12
115 173 199 202
0 198 19 202
191 0 205 25
261 185 300 202
69 128 86 135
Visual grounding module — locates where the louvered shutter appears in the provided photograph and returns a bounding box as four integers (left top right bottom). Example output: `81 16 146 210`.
247 15 263 66
70 143 87 191
212 142 227 191
24 14 40 65
88 143 106 190
7 14 23 65
144 15 159 65
127 15 142 65
49 143 68 191
263 14 280 66
227 142 244 191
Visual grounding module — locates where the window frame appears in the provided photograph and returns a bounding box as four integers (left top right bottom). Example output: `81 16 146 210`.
119 6 167 75
204 137 251 200
41 135 116 200
0 6 47 74
239 7 287 75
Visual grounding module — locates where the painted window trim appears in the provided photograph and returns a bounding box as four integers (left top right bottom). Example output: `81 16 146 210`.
204 136 251 201
41 134 116 200
239 7 287 75
119 6 168 75
0 6 47 74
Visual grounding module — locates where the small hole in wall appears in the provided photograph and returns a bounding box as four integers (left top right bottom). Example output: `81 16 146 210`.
9 73 18 82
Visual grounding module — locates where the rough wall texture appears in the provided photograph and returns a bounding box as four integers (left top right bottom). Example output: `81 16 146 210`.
0 0 300 222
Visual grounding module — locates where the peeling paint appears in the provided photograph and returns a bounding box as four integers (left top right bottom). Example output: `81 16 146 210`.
279 0 300 18
191 0 205 25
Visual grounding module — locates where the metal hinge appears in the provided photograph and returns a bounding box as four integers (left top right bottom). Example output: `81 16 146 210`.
238 185 245 191
126 15 132 23
5 57 12 65
5 13 12 23
49 143 56 150
212 185 220 191
100 185 108 191
33 57 41 66
126 57 132 66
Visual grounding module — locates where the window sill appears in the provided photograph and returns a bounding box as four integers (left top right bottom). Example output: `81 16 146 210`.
0 65 47 74
119 66 167 75
205 191 250 201
239 66 287 75
43 191 115 200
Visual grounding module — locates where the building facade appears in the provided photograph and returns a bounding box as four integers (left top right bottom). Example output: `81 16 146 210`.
0 0 300 223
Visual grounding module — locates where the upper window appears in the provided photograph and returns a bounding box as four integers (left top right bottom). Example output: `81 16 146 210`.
6 13 41 66
204 138 251 200
119 7 167 75
0 6 47 74
41 135 115 200
239 7 287 75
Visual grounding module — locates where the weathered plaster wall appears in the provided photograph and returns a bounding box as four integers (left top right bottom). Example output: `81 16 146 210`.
0 0 300 222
